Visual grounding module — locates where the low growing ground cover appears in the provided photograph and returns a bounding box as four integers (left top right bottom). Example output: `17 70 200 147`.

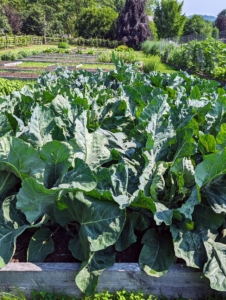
0 59 226 295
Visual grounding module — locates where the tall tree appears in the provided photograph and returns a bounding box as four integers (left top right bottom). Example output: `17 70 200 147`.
0 5 12 34
183 15 213 37
154 0 186 38
145 0 158 15
116 0 152 49
215 9 226 32
76 6 118 39
3 4 23 34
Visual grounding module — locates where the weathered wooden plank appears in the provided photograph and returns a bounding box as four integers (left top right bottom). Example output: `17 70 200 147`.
0 263 225 298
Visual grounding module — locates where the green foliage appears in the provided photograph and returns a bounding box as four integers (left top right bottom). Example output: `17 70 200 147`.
149 21 158 41
0 5 12 35
183 15 213 36
160 38 226 80
21 4 44 36
0 49 41 60
142 56 162 72
141 40 173 56
1 62 226 295
58 42 70 49
115 45 134 52
98 50 137 63
0 78 32 96
1 52 17 61
212 27 219 39
76 6 118 39
154 0 186 38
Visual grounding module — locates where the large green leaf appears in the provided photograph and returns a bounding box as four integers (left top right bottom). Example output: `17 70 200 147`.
51 95 88 138
216 123 226 150
68 234 89 261
176 187 200 220
192 204 224 231
56 158 97 192
16 178 59 224
27 228 54 262
0 196 47 268
0 171 20 203
198 132 216 155
139 94 169 124
0 196 28 268
75 247 115 295
170 225 217 269
115 211 150 252
0 136 45 182
203 239 226 291
195 149 226 213
40 141 74 188
130 190 156 213
150 162 169 201
55 192 125 252
139 229 174 277
171 158 195 190
18 105 57 148
0 114 12 137
173 127 197 162
69 111 111 169
154 202 173 226
88 163 130 209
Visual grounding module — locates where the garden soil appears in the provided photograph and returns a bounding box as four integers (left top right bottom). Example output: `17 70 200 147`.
12 227 143 263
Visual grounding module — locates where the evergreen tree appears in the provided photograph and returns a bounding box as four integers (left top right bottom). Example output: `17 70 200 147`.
116 0 152 49
154 0 186 39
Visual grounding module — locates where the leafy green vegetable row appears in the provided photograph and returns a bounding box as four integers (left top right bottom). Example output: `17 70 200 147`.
0 60 226 294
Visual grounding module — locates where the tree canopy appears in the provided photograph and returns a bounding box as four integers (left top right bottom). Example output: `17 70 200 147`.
76 6 118 39
0 0 126 37
183 15 213 37
154 0 186 38
116 0 152 49
215 9 226 32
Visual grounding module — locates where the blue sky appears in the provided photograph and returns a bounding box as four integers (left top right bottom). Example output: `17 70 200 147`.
182 0 225 17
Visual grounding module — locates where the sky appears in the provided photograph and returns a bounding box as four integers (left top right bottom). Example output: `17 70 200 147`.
182 0 225 17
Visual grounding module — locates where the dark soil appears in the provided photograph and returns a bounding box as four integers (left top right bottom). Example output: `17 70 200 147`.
0 72 40 79
12 227 143 263
0 68 108 80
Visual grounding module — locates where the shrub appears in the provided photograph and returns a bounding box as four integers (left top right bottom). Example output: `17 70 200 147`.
87 49 96 55
98 50 137 63
16 50 29 59
115 45 134 52
142 56 161 73
58 42 70 49
141 40 171 56
1 52 17 61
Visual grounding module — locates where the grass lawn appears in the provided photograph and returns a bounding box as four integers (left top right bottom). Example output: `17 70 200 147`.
16 62 115 70
136 51 176 73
